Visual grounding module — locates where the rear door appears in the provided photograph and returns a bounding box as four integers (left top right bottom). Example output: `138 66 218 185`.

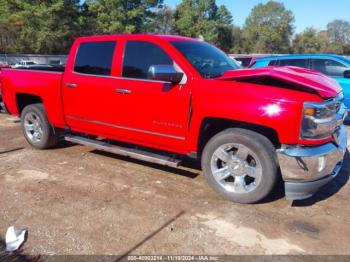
62 39 120 135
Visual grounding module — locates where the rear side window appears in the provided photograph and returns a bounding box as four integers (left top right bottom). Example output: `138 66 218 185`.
122 41 173 79
278 59 309 68
74 41 116 76
268 60 278 66
311 59 349 77
235 58 252 67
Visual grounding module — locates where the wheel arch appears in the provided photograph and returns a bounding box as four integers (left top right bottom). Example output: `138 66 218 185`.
16 93 43 115
197 117 281 158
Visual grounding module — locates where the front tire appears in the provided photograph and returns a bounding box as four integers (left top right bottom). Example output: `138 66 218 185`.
21 103 60 149
201 128 278 204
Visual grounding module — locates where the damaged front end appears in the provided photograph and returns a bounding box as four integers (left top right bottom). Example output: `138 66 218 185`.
219 66 347 201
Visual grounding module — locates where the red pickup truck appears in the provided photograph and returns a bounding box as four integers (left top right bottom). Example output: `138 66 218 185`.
1 34 347 203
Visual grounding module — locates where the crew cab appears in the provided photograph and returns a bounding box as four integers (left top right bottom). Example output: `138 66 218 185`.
1 35 347 204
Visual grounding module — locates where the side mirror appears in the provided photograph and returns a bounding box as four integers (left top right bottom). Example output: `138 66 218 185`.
344 69 350 79
148 65 184 84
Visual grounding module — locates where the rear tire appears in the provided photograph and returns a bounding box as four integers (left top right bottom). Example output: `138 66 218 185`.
21 103 60 149
201 128 278 204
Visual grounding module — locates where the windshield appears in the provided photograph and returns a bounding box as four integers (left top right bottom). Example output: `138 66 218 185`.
171 41 241 78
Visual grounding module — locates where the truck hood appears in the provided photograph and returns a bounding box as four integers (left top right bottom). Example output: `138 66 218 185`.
218 66 341 98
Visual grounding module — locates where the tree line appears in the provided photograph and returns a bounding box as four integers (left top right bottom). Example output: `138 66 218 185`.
0 0 349 55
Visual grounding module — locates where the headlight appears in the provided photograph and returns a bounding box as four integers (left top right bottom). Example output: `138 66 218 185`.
301 98 344 140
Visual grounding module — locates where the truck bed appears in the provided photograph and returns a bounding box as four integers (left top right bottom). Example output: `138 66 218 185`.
1 68 66 128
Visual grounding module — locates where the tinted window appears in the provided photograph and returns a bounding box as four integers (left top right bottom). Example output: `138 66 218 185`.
123 41 173 79
278 59 309 68
74 41 116 75
268 60 278 66
235 58 252 67
172 41 240 78
312 59 349 77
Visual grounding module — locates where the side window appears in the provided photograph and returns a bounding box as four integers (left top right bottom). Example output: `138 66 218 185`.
236 58 252 67
279 59 308 68
312 59 348 77
74 41 116 76
268 60 278 66
123 41 173 79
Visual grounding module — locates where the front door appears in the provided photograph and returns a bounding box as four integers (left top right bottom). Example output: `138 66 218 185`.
109 40 192 150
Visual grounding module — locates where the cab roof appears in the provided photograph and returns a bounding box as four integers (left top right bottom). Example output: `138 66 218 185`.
76 34 199 43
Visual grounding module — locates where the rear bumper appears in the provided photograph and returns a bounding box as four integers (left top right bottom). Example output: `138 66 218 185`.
277 125 347 200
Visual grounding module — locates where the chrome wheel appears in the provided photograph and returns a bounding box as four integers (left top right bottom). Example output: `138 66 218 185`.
24 112 43 143
210 143 262 194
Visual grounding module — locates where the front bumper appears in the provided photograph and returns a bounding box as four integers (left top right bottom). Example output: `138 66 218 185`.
277 125 347 200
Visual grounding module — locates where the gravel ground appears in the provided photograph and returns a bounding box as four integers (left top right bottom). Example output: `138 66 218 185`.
0 113 349 256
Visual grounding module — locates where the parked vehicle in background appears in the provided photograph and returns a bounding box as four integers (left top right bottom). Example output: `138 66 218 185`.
251 54 350 108
14 64 65 72
0 63 11 69
13 60 37 68
234 55 270 68
1 35 347 203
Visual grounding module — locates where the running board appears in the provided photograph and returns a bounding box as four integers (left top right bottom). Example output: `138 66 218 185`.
64 135 181 168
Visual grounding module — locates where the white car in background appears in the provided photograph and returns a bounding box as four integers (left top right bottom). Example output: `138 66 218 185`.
13 61 37 68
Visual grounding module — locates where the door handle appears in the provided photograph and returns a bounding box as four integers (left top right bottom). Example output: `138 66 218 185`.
116 88 132 94
65 83 77 88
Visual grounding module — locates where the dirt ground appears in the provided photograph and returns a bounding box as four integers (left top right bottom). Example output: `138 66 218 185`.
0 113 350 256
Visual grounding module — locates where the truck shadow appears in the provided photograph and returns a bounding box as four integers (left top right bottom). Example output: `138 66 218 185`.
259 176 286 203
292 150 350 207
92 149 288 203
54 140 77 149
0 147 24 155
65 139 348 205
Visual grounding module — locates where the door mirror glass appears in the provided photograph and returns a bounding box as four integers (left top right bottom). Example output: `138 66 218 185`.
148 65 184 84
344 69 350 79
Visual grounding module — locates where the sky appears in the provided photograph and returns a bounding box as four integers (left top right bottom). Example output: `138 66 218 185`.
165 0 350 33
